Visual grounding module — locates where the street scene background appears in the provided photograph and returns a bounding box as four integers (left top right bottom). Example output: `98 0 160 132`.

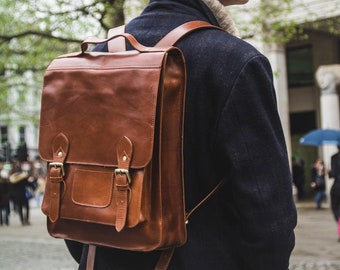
1 1 340 269
0 200 340 270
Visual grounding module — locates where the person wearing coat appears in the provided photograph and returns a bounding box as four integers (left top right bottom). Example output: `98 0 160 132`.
65 0 297 269
9 167 32 226
329 147 340 223
0 174 10 226
310 158 327 209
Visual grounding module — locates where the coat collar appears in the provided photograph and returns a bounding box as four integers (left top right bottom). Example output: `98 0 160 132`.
201 0 238 36
147 0 238 36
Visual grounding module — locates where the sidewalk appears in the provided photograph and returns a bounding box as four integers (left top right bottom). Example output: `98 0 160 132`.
0 203 78 270
290 200 340 269
0 200 339 269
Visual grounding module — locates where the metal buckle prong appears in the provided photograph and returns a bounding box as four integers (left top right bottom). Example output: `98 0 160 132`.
114 168 131 185
49 162 65 176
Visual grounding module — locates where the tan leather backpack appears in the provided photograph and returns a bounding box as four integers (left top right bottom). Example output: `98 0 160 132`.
39 21 223 270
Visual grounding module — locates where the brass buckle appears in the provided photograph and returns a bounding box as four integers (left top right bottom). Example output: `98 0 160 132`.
49 162 65 176
114 168 131 185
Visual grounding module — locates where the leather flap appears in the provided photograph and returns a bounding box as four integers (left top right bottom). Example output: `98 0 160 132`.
39 50 170 168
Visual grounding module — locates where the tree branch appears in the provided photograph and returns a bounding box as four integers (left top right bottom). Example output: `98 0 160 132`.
0 30 81 43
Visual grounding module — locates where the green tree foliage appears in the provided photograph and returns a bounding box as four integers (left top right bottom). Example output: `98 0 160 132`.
231 0 301 44
0 0 338 125
0 0 125 122
232 0 339 44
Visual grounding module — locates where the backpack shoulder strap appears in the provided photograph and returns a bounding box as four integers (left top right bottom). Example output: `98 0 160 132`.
155 20 223 47
107 20 223 53
155 178 225 270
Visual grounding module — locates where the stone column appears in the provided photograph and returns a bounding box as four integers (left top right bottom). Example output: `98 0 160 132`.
316 65 340 130
263 43 292 162
316 64 340 202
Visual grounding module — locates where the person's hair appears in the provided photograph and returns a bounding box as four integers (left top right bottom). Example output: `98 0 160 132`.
313 158 322 165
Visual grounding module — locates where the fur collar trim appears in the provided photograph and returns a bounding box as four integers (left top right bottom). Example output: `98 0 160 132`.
201 0 239 36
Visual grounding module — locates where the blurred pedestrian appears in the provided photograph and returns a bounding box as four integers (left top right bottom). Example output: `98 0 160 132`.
0 169 10 226
16 141 28 162
35 175 46 207
310 158 327 209
292 157 305 200
9 165 33 225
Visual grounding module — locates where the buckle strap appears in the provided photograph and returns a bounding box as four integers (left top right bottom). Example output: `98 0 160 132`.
48 133 69 223
115 136 133 232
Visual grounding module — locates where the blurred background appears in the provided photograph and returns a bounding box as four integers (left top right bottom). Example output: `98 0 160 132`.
0 0 340 269
1 0 340 201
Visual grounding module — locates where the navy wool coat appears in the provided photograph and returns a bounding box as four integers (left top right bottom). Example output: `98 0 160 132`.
66 0 297 269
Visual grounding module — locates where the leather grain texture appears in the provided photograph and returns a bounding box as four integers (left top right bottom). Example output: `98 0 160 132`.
39 37 187 251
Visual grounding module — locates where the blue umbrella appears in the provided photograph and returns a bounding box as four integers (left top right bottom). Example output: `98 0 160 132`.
300 129 340 146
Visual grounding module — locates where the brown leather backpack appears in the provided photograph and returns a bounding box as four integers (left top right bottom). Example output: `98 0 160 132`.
39 21 223 270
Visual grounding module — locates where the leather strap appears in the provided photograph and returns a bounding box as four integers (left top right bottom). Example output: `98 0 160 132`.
155 248 175 270
49 166 63 223
155 179 225 270
153 22 224 268
86 245 96 270
49 133 69 222
155 21 223 47
115 136 133 232
186 179 225 221
105 21 222 51
107 25 126 53
81 33 160 54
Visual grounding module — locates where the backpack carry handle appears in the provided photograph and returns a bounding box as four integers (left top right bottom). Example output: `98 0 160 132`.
81 33 166 54
106 21 223 53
